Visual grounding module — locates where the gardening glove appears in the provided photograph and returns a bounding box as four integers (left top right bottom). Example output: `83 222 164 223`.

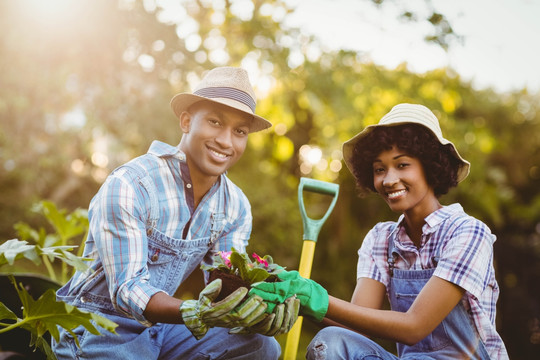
204 292 268 329
249 270 329 322
179 279 267 340
229 295 300 336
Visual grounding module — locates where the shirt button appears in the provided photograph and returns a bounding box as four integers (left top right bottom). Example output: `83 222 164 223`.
80 296 87 303
147 228 153 236
186 183 192 189
151 254 159 261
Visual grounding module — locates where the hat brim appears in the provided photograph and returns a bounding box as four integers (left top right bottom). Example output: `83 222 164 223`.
343 121 470 183
170 93 272 133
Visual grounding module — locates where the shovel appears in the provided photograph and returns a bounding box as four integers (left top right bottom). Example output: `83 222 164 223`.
283 177 339 360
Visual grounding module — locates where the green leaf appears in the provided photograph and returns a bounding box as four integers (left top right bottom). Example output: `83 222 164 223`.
0 301 18 321
262 255 274 264
0 239 39 266
230 250 250 281
34 336 56 360
11 280 117 347
246 268 270 283
13 222 41 243
34 201 87 244
57 249 91 272
35 245 89 272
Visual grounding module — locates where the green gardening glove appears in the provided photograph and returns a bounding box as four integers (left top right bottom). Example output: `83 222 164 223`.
249 270 329 322
229 296 300 337
179 279 267 340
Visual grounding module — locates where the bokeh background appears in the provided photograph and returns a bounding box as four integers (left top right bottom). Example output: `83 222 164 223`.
1 0 539 358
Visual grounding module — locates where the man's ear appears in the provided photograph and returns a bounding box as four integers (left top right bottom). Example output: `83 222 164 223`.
179 111 191 133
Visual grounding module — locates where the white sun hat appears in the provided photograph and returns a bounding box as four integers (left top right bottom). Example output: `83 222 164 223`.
342 103 470 183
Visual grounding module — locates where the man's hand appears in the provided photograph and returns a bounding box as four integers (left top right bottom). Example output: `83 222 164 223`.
179 279 267 340
249 270 328 322
230 296 300 336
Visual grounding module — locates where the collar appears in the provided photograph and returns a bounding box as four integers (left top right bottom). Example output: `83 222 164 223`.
391 203 464 249
147 140 186 161
422 203 464 234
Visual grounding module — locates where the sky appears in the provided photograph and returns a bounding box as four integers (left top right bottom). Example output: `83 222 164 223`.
284 0 540 93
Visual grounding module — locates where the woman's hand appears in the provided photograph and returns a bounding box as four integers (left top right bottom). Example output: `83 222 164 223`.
249 270 329 322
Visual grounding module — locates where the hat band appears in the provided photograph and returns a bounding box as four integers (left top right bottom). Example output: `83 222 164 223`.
194 87 256 113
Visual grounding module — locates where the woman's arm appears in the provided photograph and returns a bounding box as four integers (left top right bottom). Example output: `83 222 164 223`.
321 277 386 330
326 275 465 345
351 277 386 308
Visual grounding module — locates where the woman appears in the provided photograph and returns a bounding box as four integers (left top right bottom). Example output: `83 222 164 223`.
250 104 508 359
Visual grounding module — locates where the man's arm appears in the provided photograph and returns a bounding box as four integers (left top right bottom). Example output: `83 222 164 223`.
144 292 184 324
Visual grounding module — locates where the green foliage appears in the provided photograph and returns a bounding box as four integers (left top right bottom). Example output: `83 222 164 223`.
0 275 117 358
0 239 40 266
1 0 539 358
1 205 117 359
0 239 75 269
14 201 90 283
201 248 284 284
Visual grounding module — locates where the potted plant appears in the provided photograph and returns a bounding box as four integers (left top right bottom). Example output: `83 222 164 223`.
201 248 284 302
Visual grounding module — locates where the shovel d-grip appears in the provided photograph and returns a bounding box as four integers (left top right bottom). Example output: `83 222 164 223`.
284 177 339 360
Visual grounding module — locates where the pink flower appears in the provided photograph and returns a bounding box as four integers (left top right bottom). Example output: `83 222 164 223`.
252 252 269 267
219 251 232 267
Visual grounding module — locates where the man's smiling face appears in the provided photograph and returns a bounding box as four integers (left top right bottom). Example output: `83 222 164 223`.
179 100 251 184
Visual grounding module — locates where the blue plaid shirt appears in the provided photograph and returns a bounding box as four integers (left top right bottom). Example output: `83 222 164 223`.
357 204 508 359
67 141 252 321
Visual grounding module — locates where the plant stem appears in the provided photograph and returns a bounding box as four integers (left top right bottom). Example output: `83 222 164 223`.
76 231 88 258
0 319 24 334
43 255 57 283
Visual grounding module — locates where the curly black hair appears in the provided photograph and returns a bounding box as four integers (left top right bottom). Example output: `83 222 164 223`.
349 124 462 197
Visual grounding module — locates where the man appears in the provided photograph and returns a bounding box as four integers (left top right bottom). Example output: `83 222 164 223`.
53 67 294 359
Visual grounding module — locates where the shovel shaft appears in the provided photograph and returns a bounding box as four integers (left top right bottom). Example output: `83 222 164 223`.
284 240 316 360
298 240 316 279
284 178 339 360
284 316 304 359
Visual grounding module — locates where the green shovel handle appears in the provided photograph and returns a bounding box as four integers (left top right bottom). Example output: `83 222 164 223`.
298 177 339 242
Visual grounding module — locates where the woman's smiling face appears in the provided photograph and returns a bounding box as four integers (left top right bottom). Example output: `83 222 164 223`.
372 145 438 218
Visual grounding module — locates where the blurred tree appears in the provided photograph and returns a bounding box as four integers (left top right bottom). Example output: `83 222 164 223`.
1 0 539 358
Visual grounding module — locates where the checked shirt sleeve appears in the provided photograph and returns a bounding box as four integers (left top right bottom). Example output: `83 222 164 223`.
433 217 495 300
90 171 163 326
356 222 394 286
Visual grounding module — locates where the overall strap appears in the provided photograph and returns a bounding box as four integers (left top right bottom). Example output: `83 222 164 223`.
387 213 468 274
208 177 226 248
387 223 399 276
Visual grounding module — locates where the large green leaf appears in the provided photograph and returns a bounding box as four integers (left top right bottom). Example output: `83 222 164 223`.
246 268 270 284
0 239 39 266
56 249 91 273
9 277 117 347
0 238 90 274
230 250 249 281
34 201 87 244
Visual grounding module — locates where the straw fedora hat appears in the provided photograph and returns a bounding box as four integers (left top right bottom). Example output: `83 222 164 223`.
170 67 271 132
342 103 470 183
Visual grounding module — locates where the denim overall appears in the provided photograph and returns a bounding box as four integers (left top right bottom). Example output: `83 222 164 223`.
387 234 490 359
307 225 491 360
54 163 280 359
